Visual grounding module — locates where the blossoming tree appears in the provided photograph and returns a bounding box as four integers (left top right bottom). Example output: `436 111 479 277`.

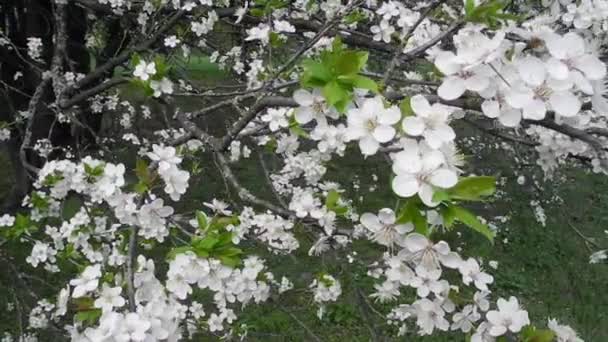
0 0 605 340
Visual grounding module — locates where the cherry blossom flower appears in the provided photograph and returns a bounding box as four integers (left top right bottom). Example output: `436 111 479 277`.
486 296 530 336
94 283 125 312
133 60 156 81
164 35 180 48
204 199 232 216
399 233 462 270
245 24 270 44
402 95 456 149
410 265 446 298
346 96 401 156
451 305 481 333
0 214 15 227
70 264 102 298
459 258 494 291
150 77 174 97
391 140 458 206
261 108 289 132
293 88 338 126
413 298 450 335
548 318 584 342
360 208 413 248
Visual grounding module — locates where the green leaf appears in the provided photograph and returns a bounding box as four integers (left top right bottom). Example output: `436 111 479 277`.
397 199 428 236
325 190 340 209
130 53 141 68
344 10 365 24
448 176 496 201
75 309 102 325
166 246 193 260
521 325 556 342
218 255 241 267
449 205 495 242
338 74 378 93
192 235 219 252
133 182 148 194
465 0 476 16
334 51 368 75
84 162 104 177
215 246 243 257
432 190 450 204
399 97 414 117
289 115 309 138
301 60 332 87
196 210 209 231
269 31 284 48
135 158 149 180
62 195 83 220
439 204 457 228
249 8 264 16
322 80 349 112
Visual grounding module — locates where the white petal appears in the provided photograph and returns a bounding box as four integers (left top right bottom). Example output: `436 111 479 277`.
421 150 445 171
373 125 396 143
423 129 446 149
393 150 422 174
410 95 432 116
438 76 466 100
571 71 593 94
379 106 401 125
378 208 396 225
360 213 382 231
403 233 429 253
359 136 379 155
434 51 461 75
465 75 490 92
549 92 581 117
574 54 606 80
499 109 522 127
392 174 419 197
295 107 314 124
561 32 586 58
522 99 546 120
516 56 546 86
504 86 533 109
293 89 314 106
546 58 569 80
481 100 500 118
429 169 458 188
418 183 439 207
440 252 462 269
402 116 425 136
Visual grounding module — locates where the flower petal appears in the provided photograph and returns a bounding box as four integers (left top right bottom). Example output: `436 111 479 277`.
410 95 432 117
522 98 546 120
549 92 581 117
438 76 466 100
482 100 500 118
402 116 425 136
429 169 458 189
359 135 380 155
373 125 396 143
293 89 314 106
360 213 382 231
392 174 419 197
574 54 606 80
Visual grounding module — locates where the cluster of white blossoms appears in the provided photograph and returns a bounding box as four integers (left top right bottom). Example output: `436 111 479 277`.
365 228 527 338
166 253 271 332
4 0 606 340
147 144 190 201
431 20 608 173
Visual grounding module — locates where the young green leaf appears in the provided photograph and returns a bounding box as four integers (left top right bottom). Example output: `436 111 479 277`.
448 176 496 201
449 205 495 243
